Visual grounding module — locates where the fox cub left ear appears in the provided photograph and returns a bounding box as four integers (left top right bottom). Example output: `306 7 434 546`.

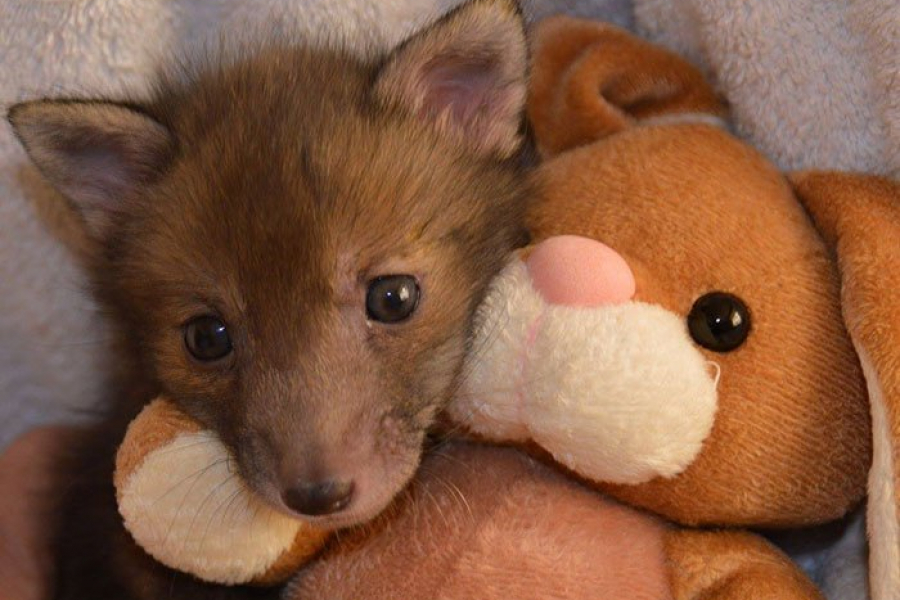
7 100 174 241
373 0 527 159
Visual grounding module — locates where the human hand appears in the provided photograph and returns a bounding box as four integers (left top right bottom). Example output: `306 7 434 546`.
0 427 74 600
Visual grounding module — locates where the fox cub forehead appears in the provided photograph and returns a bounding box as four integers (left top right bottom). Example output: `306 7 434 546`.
140 54 516 276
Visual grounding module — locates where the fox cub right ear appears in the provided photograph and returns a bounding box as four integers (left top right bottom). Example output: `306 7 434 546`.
8 101 174 240
528 16 727 157
373 0 528 159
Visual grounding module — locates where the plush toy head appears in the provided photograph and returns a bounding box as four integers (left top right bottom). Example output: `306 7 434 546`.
453 13 882 527
115 398 329 585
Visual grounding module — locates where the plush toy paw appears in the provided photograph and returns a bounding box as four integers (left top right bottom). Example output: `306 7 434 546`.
114 398 329 585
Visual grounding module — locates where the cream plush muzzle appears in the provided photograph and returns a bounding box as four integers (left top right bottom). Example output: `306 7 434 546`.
115 399 329 585
451 257 719 485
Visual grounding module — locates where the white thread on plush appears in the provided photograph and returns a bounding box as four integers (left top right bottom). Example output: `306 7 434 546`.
707 361 722 388
858 350 900 600
454 258 718 485
118 431 304 585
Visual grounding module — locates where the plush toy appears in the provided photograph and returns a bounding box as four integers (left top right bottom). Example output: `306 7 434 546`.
114 16 900 600
455 14 873 528
450 16 898 598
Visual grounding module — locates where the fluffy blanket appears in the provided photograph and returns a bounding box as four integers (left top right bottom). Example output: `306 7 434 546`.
635 0 900 178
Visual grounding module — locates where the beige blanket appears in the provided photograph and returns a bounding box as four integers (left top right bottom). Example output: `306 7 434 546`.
635 0 900 178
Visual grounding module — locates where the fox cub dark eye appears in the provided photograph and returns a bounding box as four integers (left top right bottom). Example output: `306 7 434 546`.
687 292 751 353
184 316 233 361
366 275 420 323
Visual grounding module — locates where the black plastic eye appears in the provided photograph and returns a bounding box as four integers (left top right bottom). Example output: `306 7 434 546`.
366 275 420 323
184 316 233 361
687 292 751 352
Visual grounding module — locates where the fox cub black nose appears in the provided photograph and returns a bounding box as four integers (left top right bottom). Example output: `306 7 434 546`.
283 479 354 516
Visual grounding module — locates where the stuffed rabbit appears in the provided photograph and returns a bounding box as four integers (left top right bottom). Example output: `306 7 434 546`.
450 16 898 599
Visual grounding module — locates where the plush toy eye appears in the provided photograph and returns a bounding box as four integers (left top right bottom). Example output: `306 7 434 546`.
687 292 751 352
184 316 233 361
366 275 420 323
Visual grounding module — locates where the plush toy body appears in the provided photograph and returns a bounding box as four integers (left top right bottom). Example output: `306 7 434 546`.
113 17 899 600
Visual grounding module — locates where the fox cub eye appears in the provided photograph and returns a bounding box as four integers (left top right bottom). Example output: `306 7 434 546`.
366 275 420 323
687 292 751 353
184 316 233 361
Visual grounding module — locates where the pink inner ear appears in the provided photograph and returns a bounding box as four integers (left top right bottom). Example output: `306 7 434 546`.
420 60 498 126
370 0 525 157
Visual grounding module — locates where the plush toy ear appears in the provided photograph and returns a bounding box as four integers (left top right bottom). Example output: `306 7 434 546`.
528 15 727 157
7 100 174 241
372 0 527 159
791 171 900 600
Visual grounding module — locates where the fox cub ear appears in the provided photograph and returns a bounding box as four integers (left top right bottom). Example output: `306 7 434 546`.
373 0 527 159
8 100 173 240
528 15 726 157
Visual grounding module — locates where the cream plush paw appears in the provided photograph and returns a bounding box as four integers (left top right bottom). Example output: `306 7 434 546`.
115 398 329 586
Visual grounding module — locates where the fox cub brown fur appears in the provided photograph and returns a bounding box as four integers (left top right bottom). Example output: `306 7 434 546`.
8 0 531 597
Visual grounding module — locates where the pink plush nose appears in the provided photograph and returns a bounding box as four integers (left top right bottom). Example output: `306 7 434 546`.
526 235 635 307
